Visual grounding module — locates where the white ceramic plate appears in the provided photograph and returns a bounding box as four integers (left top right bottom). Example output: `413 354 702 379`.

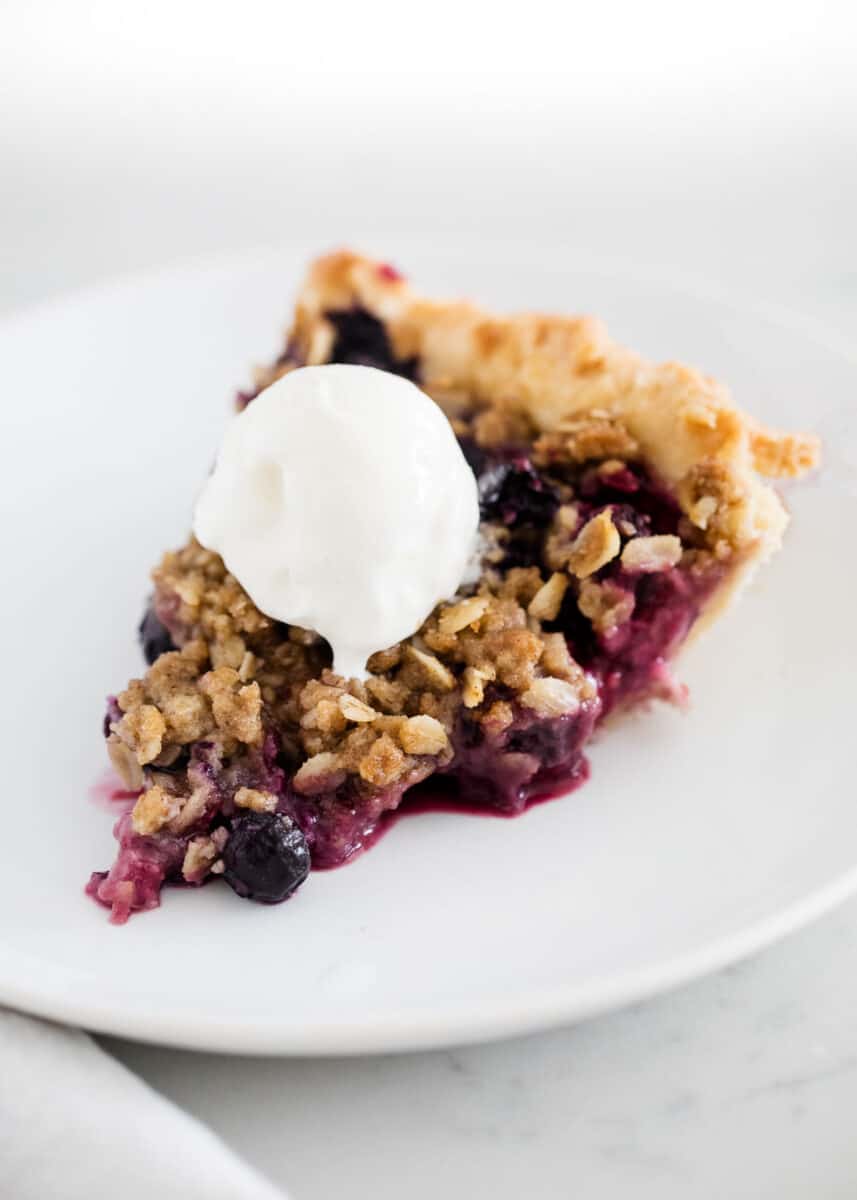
0 242 853 1055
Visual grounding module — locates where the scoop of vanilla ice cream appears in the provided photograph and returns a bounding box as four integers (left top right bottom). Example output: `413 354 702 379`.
193 364 480 679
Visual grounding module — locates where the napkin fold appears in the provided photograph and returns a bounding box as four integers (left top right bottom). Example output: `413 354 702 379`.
0 1009 287 1200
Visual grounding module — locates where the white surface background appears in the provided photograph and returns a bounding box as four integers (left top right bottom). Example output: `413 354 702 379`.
3 2 857 1196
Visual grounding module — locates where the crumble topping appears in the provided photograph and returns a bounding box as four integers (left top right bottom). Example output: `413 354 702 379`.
399 714 450 756
357 733 407 787
750 427 821 479
182 828 229 883
404 645 456 692
676 460 747 541
577 578 636 635
533 413 640 467
110 534 609 813
106 737 144 790
338 693 379 723
153 543 272 644
131 785 179 836
461 664 494 708
293 752 346 796
539 632 582 682
438 595 490 635
470 407 533 449
544 504 582 572
109 399 710 836
115 704 166 766
198 670 262 745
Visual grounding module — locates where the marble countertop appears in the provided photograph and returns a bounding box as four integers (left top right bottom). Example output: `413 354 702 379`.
105 900 857 1199
4 39 856 1192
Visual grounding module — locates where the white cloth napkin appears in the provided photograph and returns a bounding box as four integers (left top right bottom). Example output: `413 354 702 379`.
0 1009 288 1200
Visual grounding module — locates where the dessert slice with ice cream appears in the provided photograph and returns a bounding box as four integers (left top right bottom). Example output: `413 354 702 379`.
88 251 819 922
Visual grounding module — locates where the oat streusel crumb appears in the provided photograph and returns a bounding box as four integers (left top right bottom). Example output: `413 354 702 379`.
566 510 621 579
527 572 569 622
131 785 177 836
234 787 279 813
621 535 683 573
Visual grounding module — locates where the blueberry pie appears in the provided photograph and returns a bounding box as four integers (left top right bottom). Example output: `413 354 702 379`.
88 251 820 922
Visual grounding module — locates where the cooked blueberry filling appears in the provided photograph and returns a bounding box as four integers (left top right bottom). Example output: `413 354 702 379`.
86 814 185 924
472 450 561 569
444 706 597 816
476 455 559 527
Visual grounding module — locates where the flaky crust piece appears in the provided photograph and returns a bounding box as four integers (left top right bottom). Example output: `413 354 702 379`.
287 251 819 576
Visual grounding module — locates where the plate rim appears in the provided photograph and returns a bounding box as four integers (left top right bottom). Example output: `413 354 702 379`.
2 859 856 1055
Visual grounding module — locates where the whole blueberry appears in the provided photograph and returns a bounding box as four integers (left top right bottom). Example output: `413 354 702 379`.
477 458 558 527
139 605 175 665
222 811 310 904
326 307 419 379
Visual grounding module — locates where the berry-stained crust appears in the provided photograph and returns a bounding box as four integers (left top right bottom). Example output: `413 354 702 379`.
88 253 819 922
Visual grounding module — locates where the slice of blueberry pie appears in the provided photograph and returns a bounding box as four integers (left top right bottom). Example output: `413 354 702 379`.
88 251 820 922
